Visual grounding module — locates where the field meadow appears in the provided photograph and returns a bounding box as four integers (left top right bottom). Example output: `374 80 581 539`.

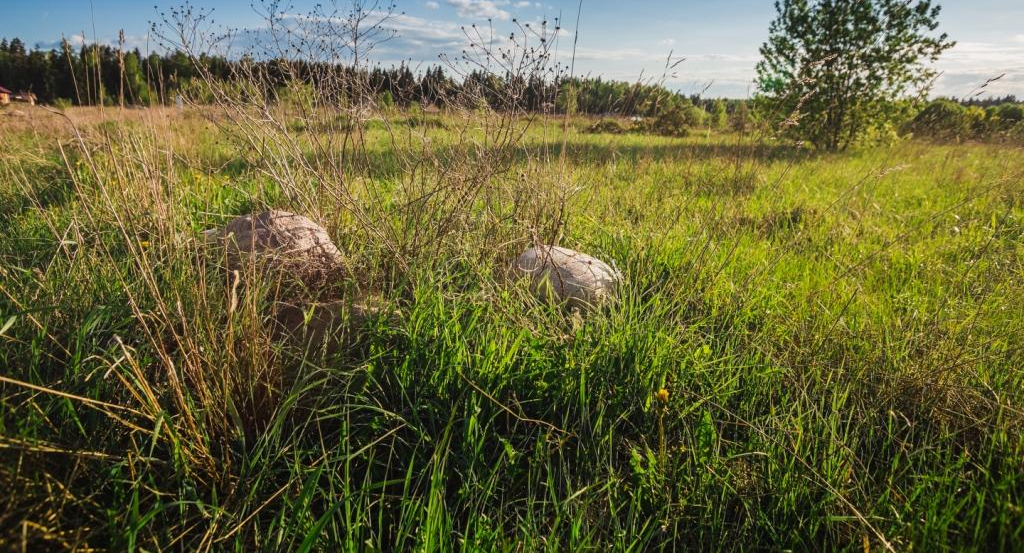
1 104 1023 550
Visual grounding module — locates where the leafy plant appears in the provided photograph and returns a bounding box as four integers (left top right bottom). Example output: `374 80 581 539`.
756 0 954 151
585 119 628 135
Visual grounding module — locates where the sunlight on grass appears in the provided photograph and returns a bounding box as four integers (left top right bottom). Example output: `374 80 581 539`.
1 106 1022 550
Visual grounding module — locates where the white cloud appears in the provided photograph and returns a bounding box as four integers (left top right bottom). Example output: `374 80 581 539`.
943 41 1024 65
220 11 470 62
425 1 440 8
64 34 87 48
930 40 1024 96
933 69 1024 97
379 13 467 46
687 53 760 63
570 46 664 62
659 38 676 46
446 0 511 20
34 33 152 52
514 1 532 7
1012 34 1024 43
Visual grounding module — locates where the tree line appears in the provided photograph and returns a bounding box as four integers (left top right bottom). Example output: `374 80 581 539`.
4 2 1023 149
0 37 195 106
0 35 736 119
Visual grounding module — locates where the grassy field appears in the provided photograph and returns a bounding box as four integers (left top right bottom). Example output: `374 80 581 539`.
2 105 1023 550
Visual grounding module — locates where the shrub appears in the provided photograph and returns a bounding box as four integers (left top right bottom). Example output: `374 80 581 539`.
904 99 1024 143
648 101 705 137
179 78 218 104
710 100 728 130
676 101 707 127
585 119 628 135
650 107 688 137
993 103 1024 124
964 106 989 137
729 101 752 133
1009 121 1024 142
904 100 970 141
405 115 448 130
278 81 316 112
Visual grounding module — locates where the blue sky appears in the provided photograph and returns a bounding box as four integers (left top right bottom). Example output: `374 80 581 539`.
2 0 1022 98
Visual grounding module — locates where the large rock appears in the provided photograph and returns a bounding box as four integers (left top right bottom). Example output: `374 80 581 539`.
515 245 621 309
205 210 344 285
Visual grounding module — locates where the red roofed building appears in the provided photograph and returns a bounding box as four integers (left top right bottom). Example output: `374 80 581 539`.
12 92 36 105
0 86 11 106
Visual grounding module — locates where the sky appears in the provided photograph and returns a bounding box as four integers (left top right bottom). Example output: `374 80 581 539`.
1 0 1022 98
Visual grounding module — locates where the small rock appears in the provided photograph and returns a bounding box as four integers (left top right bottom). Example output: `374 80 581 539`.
205 210 344 286
515 245 621 309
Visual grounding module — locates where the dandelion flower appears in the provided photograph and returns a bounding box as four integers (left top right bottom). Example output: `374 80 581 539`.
656 388 669 403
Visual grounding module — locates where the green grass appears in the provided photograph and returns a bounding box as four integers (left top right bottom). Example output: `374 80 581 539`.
1 107 1023 550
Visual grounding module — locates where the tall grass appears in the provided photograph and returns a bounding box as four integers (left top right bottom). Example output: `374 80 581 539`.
3 104 1023 550
2 9 1024 547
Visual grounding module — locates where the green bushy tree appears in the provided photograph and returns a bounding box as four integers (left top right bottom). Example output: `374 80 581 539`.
904 99 968 140
729 101 753 133
992 103 1023 125
756 0 954 151
710 99 728 130
906 98 1024 143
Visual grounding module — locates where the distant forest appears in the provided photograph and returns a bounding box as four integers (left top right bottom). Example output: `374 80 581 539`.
945 95 1019 108
0 36 1017 125
0 36 740 117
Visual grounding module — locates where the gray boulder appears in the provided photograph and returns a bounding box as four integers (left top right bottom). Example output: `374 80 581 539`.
205 210 344 285
515 245 621 309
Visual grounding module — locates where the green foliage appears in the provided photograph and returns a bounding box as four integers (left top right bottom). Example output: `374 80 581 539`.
992 103 1023 124
0 37 167 105
178 78 217 104
278 81 316 112
650 104 691 137
3 101 1024 550
729 101 753 133
585 119 628 135
557 81 578 116
679 101 706 127
907 99 971 140
404 114 448 129
904 99 1024 142
755 0 955 151
710 99 728 129
638 99 706 137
